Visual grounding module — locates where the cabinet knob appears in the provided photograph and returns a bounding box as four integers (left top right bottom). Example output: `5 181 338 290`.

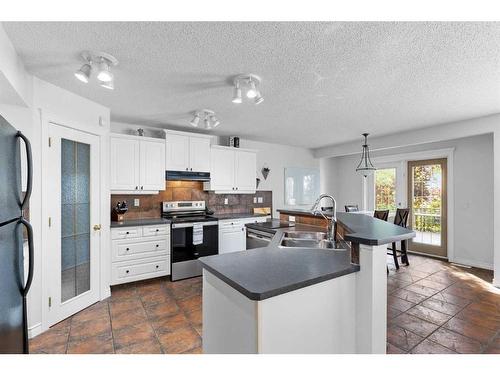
190 168 192 171
156 244 159 248
156 265 159 269
155 229 159 232
241 228 244 231
232 187 235 190
126 248 129 251
186 168 188 171
126 231 130 234
135 186 138 190
126 270 130 274
235 187 238 190
141 186 144 190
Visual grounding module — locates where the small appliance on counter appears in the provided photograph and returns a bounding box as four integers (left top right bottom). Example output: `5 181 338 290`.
112 201 128 221
162 200 218 281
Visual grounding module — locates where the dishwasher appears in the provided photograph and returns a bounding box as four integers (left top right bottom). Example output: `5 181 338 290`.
246 227 274 249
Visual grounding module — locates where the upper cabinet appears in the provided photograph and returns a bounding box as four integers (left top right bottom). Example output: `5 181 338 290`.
110 134 165 193
165 130 211 173
204 146 257 194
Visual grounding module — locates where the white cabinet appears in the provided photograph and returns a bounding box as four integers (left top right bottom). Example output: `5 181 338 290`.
110 134 165 193
205 146 257 193
165 130 211 172
219 220 246 254
110 224 171 285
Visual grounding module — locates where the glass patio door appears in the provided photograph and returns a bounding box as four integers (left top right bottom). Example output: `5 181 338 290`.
46 123 101 326
407 158 447 258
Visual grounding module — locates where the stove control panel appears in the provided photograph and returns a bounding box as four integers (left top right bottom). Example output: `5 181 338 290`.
162 200 206 213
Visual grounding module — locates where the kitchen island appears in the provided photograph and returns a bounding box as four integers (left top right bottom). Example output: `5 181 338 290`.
199 213 415 354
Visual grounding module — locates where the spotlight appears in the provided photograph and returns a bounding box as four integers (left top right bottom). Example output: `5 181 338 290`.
246 80 257 98
254 91 264 105
74 63 91 83
204 117 211 130
100 79 114 90
190 114 201 127
211 116 220 128
232 82 242 104
97 58 113 82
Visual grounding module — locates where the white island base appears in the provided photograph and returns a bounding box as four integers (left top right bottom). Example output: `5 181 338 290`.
202 243 387 354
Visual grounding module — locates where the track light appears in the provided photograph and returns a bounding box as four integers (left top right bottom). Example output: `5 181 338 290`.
189 109 220 130
190 114 201 127
246 80 257 98
100 79 114 90
74 63 92 83
97 58 113 82
74 51 118 89
232 82 242 104
232 74 263 104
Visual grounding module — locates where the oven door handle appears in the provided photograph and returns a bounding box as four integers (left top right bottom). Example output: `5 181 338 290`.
171 221 218 229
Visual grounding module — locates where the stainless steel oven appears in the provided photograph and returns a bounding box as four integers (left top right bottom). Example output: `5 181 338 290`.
162 201 219 281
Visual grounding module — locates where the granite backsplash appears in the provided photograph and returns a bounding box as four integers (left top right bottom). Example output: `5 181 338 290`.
111 180 272 220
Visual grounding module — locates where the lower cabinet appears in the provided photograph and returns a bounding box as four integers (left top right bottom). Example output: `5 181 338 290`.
110 224 171 285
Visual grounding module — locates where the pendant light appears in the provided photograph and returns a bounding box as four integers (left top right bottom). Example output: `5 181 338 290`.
355 133 376 177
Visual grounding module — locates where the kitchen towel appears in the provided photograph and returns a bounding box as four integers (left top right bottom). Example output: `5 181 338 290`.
192 223 203 245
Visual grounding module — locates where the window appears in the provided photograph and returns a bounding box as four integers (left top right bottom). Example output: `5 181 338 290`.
284 167 320 206
374 168 396 211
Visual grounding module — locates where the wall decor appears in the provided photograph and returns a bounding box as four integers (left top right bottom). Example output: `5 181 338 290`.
262 165 270 180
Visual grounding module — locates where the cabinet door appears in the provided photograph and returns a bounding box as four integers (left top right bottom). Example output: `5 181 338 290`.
110 137 140 190
235 150 257 192
165 134 189 171
189 137 211 172
140 140 166 191
210 148 235 191
219 227 246 254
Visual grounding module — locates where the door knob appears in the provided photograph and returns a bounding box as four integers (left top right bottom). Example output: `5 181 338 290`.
93 224 102 231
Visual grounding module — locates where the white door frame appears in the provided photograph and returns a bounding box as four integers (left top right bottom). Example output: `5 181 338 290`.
369 148 455 262
40 110 110 331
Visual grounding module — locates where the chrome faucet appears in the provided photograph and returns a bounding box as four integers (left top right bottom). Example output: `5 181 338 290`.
310 194 337 242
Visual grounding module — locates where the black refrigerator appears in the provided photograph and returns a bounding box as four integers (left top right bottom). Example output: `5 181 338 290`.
0 115 34 354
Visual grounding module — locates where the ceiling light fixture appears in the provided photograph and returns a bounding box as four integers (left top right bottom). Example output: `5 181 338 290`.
189 109 220 130
74 51 119 90
355 133 376 178
232 74 264 105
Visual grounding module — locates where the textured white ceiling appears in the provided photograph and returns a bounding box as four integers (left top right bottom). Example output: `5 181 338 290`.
3 22 500 148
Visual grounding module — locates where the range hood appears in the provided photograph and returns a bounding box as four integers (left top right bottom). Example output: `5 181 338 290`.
165 170 210 181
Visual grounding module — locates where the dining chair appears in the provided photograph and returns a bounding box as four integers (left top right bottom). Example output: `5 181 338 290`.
373 210 389 221
387 208 410 270
345 205 359 212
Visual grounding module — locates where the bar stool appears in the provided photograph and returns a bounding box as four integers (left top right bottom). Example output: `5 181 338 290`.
345 205 359 212
373 210 389 221
387 208 410 270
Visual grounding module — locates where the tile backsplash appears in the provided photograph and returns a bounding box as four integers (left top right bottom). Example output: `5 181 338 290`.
111 180 272 220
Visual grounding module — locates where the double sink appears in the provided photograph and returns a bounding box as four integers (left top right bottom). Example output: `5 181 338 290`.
279 231 347 250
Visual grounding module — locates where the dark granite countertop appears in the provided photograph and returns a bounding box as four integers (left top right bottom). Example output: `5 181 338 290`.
200 226 358 301
110 218 171 228
211 213 270 220
277 209 415 246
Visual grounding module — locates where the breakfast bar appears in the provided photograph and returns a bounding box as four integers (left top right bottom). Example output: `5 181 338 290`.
199 212 415 354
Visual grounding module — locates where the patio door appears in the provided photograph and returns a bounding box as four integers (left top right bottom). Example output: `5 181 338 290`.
45 123 101 326
407 158 447 258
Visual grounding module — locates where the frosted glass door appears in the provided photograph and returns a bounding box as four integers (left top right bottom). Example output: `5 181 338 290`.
46 123 100 327
61 139 90 302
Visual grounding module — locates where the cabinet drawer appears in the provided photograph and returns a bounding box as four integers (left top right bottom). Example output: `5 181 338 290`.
143 225 170 237
111 257 170 285
111 227 141 240
112 238 170 262
219 219 242 229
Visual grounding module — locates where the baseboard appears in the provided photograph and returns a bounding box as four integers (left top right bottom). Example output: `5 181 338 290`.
451 257 493 271
493 278 500 288
28 323 42 339
101 286 111 300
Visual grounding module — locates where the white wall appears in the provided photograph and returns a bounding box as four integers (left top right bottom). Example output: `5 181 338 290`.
321 134 494 270
0 24 111 337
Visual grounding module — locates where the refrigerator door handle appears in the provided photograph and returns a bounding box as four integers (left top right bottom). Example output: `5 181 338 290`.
16 131 33 211
19 218 34 297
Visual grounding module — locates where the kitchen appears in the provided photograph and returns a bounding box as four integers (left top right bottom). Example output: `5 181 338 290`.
1 8 500 366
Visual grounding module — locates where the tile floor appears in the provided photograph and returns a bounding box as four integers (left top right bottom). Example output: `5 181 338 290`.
30 254 500 354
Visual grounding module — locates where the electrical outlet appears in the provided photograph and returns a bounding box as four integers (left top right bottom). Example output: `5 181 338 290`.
253 197 257 203
257 197 263 203
134 199 140 207
289 215 296 222
224 198 228 205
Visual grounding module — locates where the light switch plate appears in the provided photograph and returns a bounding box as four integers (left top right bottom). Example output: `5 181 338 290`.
253 197 257 203
134 199 140 207
224 198 228 205
257 197 263 203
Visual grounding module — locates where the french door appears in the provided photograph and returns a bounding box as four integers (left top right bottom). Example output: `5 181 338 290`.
369 162 405 215
407 159 447 258
46 123 101 326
